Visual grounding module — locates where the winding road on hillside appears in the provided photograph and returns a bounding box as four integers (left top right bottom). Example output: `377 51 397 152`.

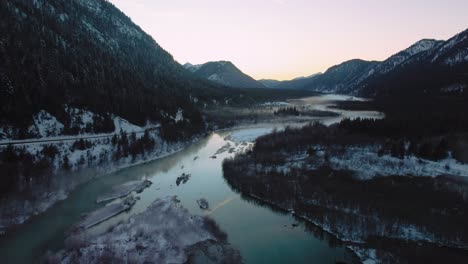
0 127 159 147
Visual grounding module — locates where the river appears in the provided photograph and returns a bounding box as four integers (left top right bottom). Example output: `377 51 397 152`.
0 95 383 264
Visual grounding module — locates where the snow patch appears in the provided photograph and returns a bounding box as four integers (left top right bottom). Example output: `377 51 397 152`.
208 74 227 85
175 109 184 122
61 197 218 264
432 34 467 62
0 125 16 140
405 39 440 56
328 148 468 179
66 107 95 132
29 110 64 137
113 117 142 134
441 83 466 93
227 127 274 143
444 48 468 65
348 246 378 264
259 101 291 107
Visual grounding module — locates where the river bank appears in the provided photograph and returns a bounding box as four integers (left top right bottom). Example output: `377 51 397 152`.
222 118 468 263
0 134 202 236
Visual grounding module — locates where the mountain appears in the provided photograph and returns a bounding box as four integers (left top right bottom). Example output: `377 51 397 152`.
0 0 232 140
292 73 322 81
266 37 461 95
299 39 444 93
259 73 322 89
261 60 377 92
370 39 443 75
300 35 466 97
301 59 379 93
184 61 265 89
359 30 468 98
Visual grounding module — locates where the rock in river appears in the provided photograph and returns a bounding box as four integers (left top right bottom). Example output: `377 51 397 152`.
197 198 210 210
176 173 191 186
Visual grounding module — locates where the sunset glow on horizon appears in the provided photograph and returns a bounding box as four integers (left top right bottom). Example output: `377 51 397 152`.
109 0 468 81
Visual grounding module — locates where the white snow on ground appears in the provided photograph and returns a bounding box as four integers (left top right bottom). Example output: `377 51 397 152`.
405 39 440 56
260 102 291 107
226 127 274 143
432 33 467 63
0 119 145 147
208 74 228 86
66 107 95 131
328 147 468 179
175 108 184 122
113 117 142 133
441 83 466 93
445 48 468 65
0 108 147 144
273 145 468 179
59 197 216 264
0 125 15 140
65 138 113 167
348 246 378 264
0 127 199 233
29 110 64 137
398 225 435 242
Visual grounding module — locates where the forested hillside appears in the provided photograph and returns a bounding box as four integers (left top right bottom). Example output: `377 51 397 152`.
0 0 224 140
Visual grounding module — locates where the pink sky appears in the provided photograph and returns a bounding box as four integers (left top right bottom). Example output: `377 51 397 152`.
109 0 468 80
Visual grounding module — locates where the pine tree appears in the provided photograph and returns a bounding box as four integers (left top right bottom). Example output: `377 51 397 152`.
63 155 71 171
111 134 118 145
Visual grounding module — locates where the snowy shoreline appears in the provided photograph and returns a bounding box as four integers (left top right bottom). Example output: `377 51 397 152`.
239 188 468 264
0 134 203 237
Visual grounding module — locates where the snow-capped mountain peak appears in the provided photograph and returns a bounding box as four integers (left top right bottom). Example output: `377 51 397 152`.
405 39 442 56
431 29 468 65
374 39 443 75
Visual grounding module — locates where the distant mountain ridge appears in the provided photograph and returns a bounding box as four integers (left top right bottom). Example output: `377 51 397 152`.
184 61 265 89
259 73 322 89
260 32 467 97
359 29 468 98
